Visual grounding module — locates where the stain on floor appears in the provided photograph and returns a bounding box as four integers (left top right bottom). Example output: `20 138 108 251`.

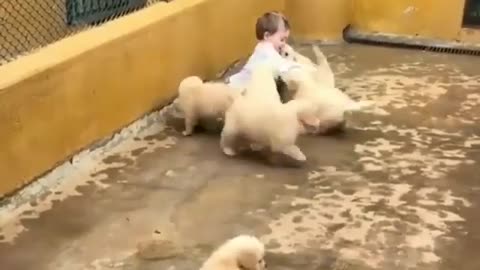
1 44 480 270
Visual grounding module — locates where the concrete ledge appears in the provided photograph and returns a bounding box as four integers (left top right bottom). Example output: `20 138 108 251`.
0 0 283 196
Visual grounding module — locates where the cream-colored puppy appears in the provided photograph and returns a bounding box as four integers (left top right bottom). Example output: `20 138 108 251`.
281 46 373 115
280 45 374 133
283 68 373 134
281 44 316 67
242 62 281 102
220 63 319 162
177 76 243 136
199 235 267 270
280 44 334 88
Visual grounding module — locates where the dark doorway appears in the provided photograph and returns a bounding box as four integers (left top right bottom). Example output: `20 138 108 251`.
463 0 480 27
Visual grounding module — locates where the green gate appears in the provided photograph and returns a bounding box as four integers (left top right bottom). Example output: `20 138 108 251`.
463 0 480 27
67 0 148 26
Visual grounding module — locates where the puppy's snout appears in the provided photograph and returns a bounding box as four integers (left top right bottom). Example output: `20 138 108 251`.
279 47 289 58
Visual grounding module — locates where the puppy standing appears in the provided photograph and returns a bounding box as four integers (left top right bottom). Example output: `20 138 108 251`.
220 63 319 162
177 76 242 136
199 235 267 270
242 62 281 101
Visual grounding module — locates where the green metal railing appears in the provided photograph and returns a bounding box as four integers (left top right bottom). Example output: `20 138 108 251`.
67 0 147 26
0 0 166 65
463 0 480 27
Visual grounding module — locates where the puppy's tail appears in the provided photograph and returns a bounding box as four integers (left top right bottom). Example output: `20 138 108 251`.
312 45 328 66
178 76 203 95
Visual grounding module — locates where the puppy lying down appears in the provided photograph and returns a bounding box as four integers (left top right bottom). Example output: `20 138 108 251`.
220 63 319 162
280 45 374 134
177 76 243 136
283 67 373 134
199 235 267 270
281 44 335 88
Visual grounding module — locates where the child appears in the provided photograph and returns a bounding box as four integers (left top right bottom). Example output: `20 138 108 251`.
227 11 302 100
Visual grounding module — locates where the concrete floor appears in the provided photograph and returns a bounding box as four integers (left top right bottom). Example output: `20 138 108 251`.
1 44 480 270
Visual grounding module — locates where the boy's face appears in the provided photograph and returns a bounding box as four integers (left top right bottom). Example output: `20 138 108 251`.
264 22 290 53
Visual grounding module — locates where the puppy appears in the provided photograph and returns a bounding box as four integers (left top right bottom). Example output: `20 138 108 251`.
177 76 242 136
220 63 319 162
282 68 373 134
281 46 373 115
199 235 267 270
280 44 316 67
243 62 281 101
281 44 334 88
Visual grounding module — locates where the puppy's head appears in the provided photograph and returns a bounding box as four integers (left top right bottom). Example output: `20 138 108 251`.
279 44 297 62
280 67 311 92
226 235 267 270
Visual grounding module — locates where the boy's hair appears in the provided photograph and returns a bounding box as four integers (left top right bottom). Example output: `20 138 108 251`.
255 11 290 40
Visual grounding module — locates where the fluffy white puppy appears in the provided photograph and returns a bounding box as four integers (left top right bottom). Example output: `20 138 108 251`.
199 235 267 270
280 44 334 88
220 63 319 162
177 76 243 136
283 68 373 134
281 45 373 116
242 61 281 102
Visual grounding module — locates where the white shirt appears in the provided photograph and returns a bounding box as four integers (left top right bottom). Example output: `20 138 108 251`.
227 41 301 89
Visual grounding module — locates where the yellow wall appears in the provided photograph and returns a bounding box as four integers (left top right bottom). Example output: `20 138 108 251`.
352 0 467 41
285 0 352 41
0 0 284 196
285 0 476 44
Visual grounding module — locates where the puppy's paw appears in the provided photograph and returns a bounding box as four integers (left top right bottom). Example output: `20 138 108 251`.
182 130 193 136
281 145 307 162
222 147 237 156
292 152 307 162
